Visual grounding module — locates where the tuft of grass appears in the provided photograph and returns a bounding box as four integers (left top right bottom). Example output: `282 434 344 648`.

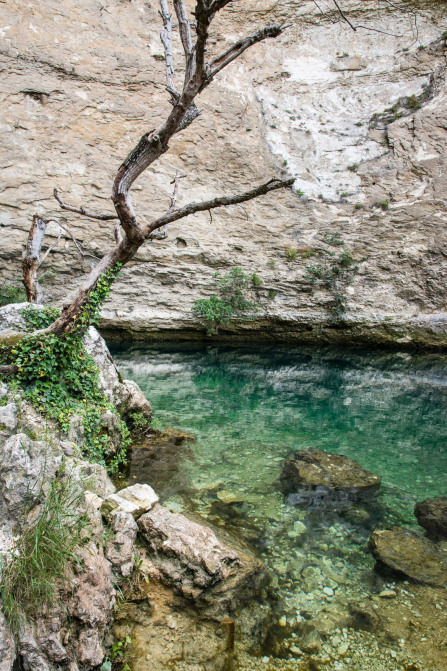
285 248 298 261
251 271 262 287
375 198 389 211
0 474 89 633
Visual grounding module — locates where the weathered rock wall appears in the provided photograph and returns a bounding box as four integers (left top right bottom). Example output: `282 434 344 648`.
1 0 447 345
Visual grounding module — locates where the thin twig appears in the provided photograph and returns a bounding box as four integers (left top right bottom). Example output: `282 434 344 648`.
39 230 62 265
57 222 101 260
173 0 193 58
210 25 286 77
54 189 117 221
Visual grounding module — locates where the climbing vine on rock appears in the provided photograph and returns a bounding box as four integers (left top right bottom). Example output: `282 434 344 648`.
304 235 359 322
0 265 130 473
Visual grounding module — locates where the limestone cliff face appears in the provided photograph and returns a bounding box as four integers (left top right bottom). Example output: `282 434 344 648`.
1 0 447 345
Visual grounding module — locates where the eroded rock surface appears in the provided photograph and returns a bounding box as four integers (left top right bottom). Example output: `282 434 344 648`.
414 496 447 540
368 527 447 588
138 503 267 618
1 3 447 346
280 448 381 505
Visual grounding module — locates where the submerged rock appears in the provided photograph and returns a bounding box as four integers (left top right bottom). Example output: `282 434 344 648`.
138 504 267 618
414 497 447 540
368 527 447 587
280 448 381 506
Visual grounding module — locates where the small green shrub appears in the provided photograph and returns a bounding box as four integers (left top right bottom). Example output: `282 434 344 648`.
304 234 359 322
251 271 262 287
285 248 298 261
193 267 259 334
323 232 344 247
101 634 132 671
0 285 27 307
0 474 89 633
267 259 276 269
347 163 359 172
375 199 389 211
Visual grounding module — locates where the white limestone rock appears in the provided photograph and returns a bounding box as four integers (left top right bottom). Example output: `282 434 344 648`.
101 484 159 519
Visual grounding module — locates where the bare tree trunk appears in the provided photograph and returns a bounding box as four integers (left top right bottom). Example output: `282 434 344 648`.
34 1 293 337
22 216 47 303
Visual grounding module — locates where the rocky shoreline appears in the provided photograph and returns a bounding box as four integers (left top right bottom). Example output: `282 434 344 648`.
100 310 447 351
1 304 447 671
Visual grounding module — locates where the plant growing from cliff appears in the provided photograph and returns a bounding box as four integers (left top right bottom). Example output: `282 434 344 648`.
0 473 89 633
304 235 359 322
193 267 259 334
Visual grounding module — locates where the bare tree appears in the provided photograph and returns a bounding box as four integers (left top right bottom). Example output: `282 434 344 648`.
22 0 293 336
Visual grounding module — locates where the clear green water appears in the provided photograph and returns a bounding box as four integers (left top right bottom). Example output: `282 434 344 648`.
111 342 447 507
111 342 447 665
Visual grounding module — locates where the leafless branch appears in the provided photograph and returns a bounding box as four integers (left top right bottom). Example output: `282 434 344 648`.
146 177 294 235
160 0 178 102
56 221 101 261
39 230 62 265
312 0 418 39
210 25 286 77
332 0 356 31
44 1 292 337
54 189 117 221
0 365 19 377
173 0 193 60
150 172 186 240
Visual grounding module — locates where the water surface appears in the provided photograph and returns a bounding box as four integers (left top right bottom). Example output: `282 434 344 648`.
110 342 447 669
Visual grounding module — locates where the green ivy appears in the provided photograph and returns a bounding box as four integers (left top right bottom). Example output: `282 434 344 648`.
192 267 259 335
0 264 130 473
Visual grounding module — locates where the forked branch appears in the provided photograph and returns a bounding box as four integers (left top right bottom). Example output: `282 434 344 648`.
146 177 295 234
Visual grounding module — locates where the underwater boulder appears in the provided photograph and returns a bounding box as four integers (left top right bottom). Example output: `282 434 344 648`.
368 527 447 587
280 448 381 506
138 503 267 619
414 497 447 540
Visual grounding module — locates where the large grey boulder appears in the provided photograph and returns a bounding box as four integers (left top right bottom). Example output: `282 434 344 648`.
138 504 267 618
83 327 152 420
0 404 18 446
280 448 381 506
414 497 447 540
0 433 59 523
0 609 15 671
368 527 447 588
0 302 28 332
